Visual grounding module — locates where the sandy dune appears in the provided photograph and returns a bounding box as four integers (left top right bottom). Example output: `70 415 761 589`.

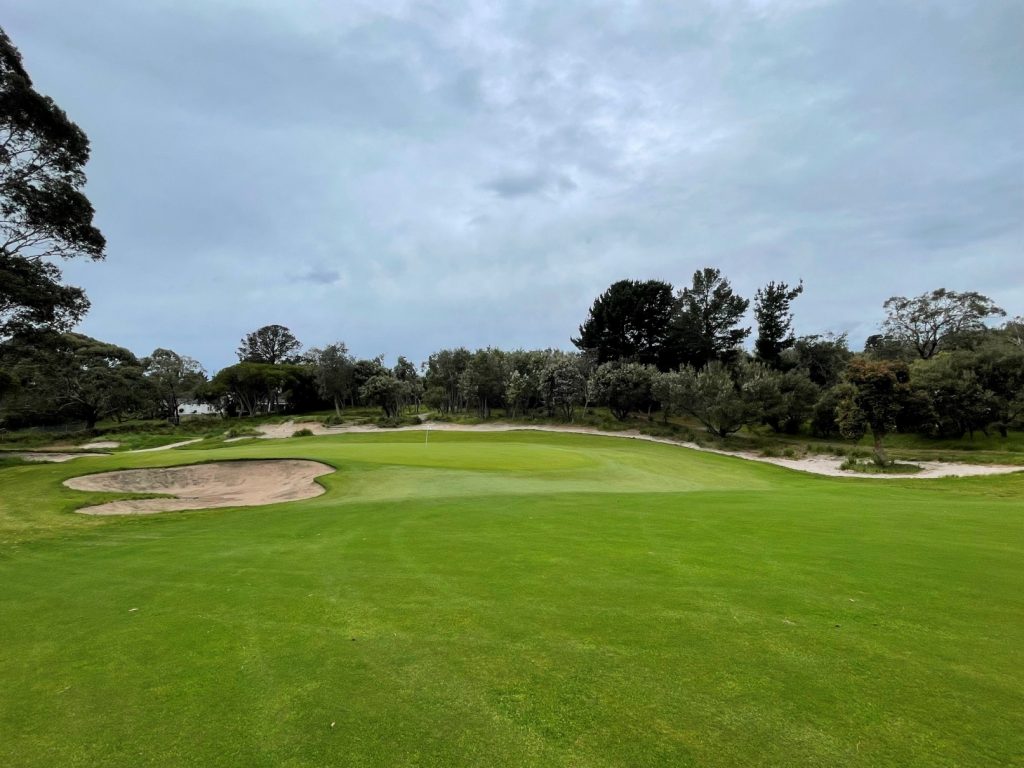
64 459 334 515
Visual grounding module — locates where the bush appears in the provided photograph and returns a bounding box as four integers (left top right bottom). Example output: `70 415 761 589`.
292 428 314 437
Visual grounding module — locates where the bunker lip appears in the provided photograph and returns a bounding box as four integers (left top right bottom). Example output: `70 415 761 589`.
64 459 334 515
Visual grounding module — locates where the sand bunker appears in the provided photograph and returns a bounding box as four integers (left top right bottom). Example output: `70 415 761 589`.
64 460 334 515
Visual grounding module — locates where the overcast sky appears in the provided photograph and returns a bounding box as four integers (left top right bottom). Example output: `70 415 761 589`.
6 0 1023 371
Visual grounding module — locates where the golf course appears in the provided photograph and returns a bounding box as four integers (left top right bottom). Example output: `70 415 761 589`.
1 430 1021 767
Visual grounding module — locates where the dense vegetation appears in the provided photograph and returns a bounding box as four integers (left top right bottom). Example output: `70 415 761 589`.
3 281 1020 466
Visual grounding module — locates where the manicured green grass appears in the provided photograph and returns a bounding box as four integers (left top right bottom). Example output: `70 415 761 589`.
1 431 1022 767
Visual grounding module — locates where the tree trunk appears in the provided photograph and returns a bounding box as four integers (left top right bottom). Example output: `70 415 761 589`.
872 430 888 466
333 396 341 418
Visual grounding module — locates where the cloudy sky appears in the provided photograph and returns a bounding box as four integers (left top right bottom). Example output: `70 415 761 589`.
6 0 1023 371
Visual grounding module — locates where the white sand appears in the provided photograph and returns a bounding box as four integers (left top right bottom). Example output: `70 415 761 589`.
64 459 334 515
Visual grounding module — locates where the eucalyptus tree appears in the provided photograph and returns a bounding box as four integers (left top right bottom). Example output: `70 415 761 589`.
1 27 105 337
142 348 206 424
305 342 354 416
882 289 1005 360
21 333 147 429
424 347 471 413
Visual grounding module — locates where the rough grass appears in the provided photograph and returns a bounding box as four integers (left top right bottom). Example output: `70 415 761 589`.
0 431 1022 767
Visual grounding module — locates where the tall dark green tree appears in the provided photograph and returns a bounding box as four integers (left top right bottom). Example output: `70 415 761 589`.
670 268 750 368
753 280 803 368
0 28 105 337
783 333 852 388
573 279 677 369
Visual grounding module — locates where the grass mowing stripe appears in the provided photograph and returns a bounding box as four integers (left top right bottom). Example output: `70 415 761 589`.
1 432 1022 766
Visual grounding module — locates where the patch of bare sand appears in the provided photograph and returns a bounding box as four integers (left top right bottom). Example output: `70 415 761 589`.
80 440 119 449
251 420 1021 480
12 452 107 463
64 460 334 515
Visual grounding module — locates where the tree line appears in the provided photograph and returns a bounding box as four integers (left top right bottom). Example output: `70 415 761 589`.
2 275 1020 467
0 25 1021 464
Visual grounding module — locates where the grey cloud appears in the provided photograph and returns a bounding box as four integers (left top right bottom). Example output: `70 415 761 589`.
5 0 1021 371
291 267 343 285
483 170 577 198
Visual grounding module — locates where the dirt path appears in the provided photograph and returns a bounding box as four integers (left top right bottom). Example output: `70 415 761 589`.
254 420 1021 480
64 459 334 515
128 438 205 453
11 452 108 463
9 437 204 463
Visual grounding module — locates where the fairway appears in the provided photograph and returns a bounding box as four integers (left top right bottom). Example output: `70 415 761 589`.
1 431 1022 767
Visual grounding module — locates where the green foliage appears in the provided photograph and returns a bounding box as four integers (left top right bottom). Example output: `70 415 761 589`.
588 361 655 420
911 353 992 438
810 385 844 437
657 361 761 437
671 267 750 368
459 348 508 418
236 324 302 364
0 28 105 337
538 356 586 420
837 358 912 464
424 347 471 413
141 348 206 425
573 279 677 368
292 428 314 437
305 342 354 416
5 332 148 429
207 362 304 416
882 288 1005 360
783 332 852 388
359 373 403 418
754 279 803 368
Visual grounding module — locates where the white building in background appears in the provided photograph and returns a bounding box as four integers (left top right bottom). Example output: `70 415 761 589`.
178 401 219 418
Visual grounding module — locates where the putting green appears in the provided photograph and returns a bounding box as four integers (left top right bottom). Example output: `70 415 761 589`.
0 431 1021 767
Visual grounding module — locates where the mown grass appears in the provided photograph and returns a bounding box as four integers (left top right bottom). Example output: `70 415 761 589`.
0 431 1022 767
